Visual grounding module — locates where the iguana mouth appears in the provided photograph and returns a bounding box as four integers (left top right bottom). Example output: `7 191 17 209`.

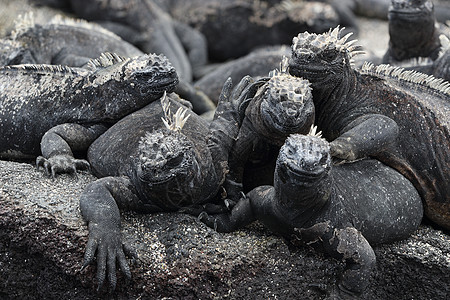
277 134 331 182
283 158 327 179
136 70 179 95
263 104 313 134
288 62 330 81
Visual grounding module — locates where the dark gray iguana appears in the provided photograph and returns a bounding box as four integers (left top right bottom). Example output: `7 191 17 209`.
288 27 450 230
382 0 442 65
222 67 316 200
66 0 208 83
0 13 143 67
76 80 243 289
158 0 340 61
0 52 178 176
196 133 423 299
0 13 214 115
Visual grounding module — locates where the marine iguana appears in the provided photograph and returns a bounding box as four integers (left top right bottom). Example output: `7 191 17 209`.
0 52 178 176
196 133 423 298
382 0 442 65
288 27 450 230
223 66 316 200
0 13 213 115
77 80 243 289
0 13 143 67
158 0 339 61
66 0 208 83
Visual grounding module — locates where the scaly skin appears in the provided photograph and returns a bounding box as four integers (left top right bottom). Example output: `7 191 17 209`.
403 35 450 82
78 79 243 290
382 0 441 64
288 27 450 229
0 52 178 176
224 70 315 200
0 14 143 67
197 134 422 298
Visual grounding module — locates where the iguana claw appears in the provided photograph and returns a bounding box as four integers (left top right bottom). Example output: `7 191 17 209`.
82 221 135 291
36 154 90 178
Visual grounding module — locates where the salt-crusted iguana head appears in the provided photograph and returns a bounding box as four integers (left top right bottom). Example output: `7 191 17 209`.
288 27 363 88
86 52 179 98
388 0 436 50
275 133 332 207
389 0 434 21
135 128 202 208
251 64 315 143
133 99 203 209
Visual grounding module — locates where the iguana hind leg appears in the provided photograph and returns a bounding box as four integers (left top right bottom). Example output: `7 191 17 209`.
37 123 107 177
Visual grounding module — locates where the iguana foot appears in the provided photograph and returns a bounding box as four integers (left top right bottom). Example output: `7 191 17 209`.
329 141 357 161
81 222 137 291
36 154 90 178
223 178 244 202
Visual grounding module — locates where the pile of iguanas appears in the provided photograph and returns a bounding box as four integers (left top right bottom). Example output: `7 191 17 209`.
0 0 449 298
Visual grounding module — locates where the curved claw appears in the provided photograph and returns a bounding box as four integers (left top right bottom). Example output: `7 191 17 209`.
36 154 90 178
197 211 208 222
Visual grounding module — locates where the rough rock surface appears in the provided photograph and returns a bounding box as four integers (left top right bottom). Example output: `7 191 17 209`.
1 159 449 299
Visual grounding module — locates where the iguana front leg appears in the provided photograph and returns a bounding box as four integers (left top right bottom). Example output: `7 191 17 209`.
197 191 256 232
330 114 399 161
80 176 158 290
206 78 242 191
37 123 107 177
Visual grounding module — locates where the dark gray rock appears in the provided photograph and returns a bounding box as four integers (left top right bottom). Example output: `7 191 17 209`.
0 159 449 299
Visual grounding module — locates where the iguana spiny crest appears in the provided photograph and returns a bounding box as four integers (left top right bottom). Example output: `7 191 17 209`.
292 26 364 64
160 91 191 132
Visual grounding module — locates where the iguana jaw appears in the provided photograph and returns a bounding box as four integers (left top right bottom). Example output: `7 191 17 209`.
135 70 179 96
276 134 331 185
130 54 179 97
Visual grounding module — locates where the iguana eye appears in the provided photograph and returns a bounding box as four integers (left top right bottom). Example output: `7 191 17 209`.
321 51 335 62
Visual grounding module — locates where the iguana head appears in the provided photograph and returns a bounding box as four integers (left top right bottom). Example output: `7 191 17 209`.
275 134 331 207
288 27 362 88
253 69 315 143
87 52 179 98
388 0 436 50
389 0 434 16
135 128 202 209
127 54 179 96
